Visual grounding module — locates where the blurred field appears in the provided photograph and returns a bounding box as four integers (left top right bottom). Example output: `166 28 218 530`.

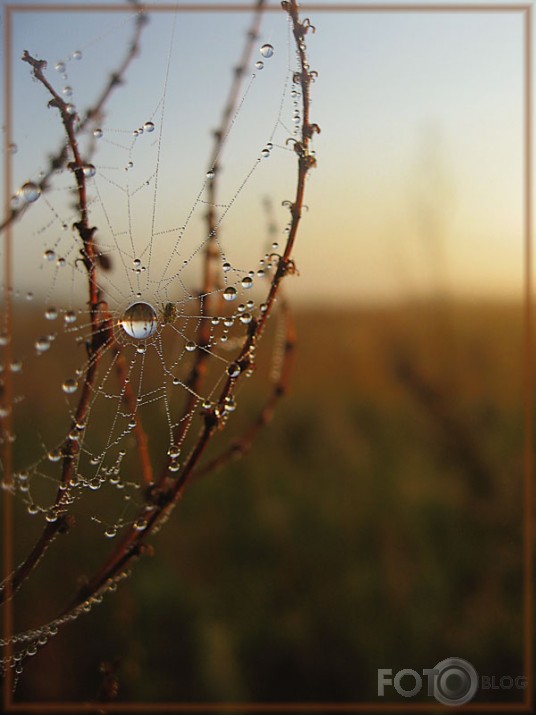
5 299 527 706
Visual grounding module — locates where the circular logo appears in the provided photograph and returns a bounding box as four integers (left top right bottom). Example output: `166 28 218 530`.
433 657 478 706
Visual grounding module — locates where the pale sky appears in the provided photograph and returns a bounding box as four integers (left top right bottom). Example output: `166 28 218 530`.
1 0 528 307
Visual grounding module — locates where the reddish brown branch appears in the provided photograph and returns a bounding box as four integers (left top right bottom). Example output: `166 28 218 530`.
0 6 146 236
113 343 153 487
0 517 73 603
193 298 296 479
64 0 316 613
0 52 109 605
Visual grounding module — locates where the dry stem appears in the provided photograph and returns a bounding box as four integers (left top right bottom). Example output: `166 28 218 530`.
65 0 317 612
0 7 146 237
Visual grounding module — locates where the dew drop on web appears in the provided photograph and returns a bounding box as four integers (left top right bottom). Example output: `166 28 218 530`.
260 43 274 58
82 164 96 177
223 287 237 301
120 301 158 339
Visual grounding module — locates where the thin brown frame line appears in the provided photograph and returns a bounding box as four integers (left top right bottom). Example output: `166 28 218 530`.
2 2 15 711
522 2 534 712
2 1 531 713
5 3 532 12
3 702 534 713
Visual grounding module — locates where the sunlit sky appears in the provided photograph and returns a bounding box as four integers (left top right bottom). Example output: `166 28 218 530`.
0 0 528 306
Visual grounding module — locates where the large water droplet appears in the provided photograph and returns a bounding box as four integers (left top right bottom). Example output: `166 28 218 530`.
72 50 82 60
223 287 237 302
255 60 264 70
82 164 96 177
241 276 253 289
120 301 158 339
55 61 66 72
144 121 155 132
260 43 274 58
185 341 196 352
45 307 58 320
62 85 73 97
93 128 103 138
44 249 56 262
64 310 77 324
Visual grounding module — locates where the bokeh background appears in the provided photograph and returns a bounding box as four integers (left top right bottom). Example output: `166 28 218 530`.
1 0 529 708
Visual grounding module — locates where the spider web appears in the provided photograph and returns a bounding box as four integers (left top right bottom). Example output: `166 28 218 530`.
1 3 308 669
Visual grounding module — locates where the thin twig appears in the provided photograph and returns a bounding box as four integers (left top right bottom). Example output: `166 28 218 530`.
157 0 266 474
0 5 147 237
0 52 108 605
65 0 317 611
193 297 296 479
